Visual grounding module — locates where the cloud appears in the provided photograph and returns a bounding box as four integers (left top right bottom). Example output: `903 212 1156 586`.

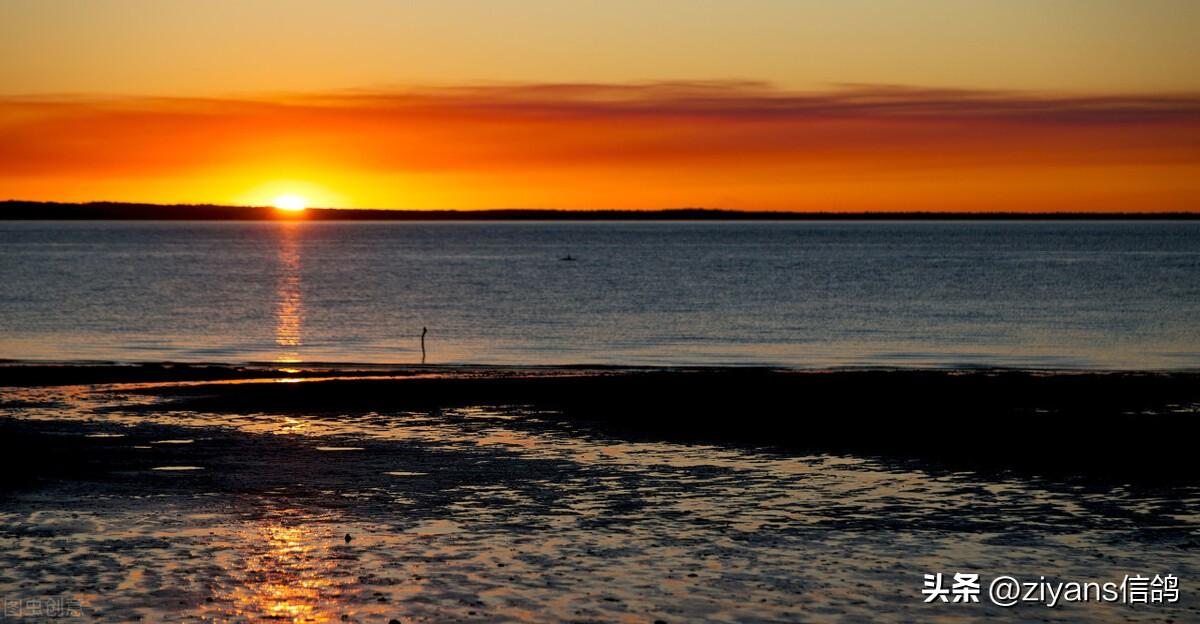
2 82 1198 209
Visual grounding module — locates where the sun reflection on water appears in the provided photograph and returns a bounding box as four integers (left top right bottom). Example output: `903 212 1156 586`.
275 224 304 363
220 523 342 623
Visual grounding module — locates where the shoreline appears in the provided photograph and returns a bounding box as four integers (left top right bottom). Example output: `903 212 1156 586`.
5 363 1198 480
4 360 1200 387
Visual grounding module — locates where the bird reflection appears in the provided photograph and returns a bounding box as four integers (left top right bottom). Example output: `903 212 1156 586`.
275 224 304 363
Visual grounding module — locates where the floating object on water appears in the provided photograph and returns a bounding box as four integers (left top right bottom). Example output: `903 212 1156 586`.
560 254 575 261
345 533 352 543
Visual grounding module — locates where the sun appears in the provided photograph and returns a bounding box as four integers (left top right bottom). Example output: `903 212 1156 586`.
273 194 307 212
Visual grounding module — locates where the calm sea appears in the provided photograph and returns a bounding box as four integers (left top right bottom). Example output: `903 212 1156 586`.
1 221 1198 369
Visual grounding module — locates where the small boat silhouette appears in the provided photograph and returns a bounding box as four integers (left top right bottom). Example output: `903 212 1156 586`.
560 255 576 262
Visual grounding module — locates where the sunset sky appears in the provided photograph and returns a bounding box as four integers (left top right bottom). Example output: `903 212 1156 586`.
2 0 1198 211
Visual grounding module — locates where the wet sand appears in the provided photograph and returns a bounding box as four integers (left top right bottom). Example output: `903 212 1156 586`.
1 365 1198 622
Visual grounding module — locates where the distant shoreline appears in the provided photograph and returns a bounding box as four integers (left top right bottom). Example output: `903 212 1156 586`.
2 200 1198 221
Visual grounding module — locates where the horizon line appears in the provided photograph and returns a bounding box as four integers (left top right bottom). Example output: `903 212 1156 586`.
2 200 1198 220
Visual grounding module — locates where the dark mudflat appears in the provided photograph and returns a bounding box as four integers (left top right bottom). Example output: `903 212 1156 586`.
1 366 1197 622
109 367 1200 480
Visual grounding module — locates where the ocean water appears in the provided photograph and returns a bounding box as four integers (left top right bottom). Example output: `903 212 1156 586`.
1 220 1198 369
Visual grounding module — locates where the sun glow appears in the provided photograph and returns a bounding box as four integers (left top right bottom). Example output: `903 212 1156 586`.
273 194 307 212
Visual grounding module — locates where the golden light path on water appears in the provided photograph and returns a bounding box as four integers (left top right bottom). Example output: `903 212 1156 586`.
218 524 339 622
275 223 304 364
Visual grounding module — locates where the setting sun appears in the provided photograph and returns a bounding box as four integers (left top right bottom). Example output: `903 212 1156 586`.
273 194 307 212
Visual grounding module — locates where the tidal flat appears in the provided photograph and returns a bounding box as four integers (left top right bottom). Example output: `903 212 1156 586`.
1 366 1198 622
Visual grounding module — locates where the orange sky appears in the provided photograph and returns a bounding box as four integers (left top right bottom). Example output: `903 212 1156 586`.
2 1 1199 211
3 84 1197 211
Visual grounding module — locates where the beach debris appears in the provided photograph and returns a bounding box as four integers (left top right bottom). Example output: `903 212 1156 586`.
344 533 352 543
